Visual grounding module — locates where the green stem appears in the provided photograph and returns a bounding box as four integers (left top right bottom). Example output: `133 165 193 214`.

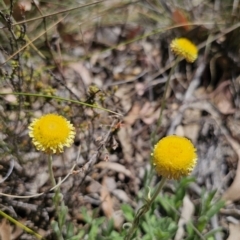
124 177 167 240
48 155 56 187
0 210 44 239
151 57 181 147
47 155 60 211
148 177 167 206
47 155 64 240
0 92 122 116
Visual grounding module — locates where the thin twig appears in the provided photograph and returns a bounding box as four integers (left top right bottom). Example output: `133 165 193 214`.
0 159 14 183
0 163 76 199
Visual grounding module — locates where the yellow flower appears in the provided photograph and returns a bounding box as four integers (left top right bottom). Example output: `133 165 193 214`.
29 114 75 154
152 135 197 179
170 38 198 63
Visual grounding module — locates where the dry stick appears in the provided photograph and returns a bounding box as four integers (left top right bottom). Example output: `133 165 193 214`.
11 0 108 26
210 215 222 240
0 0 45 59
0 14 68 67
32 0 72 99
0 159 14 183
32 1 81 101
32 0 63 69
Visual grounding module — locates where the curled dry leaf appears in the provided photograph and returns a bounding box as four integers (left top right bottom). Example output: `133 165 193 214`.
211 81 235 114
95 162 131 177
140 101 160 125
0 219 11 240
68 62 92 86
100 177 114 219
227 223 240 240
124 102 141 125
222 135 240 202
117 126 133 163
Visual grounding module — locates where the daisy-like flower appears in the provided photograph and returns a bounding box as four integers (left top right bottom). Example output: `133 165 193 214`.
152 135 197 180
170 38 198 63
29 114 75 154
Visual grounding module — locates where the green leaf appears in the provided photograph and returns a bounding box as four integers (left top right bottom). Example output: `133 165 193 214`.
102 218 114 236
121 204 134 221
51 220 63 240
59 204 68 229
67 230 85 240
205 200 225 219
66 222 74 238
80 207 92 224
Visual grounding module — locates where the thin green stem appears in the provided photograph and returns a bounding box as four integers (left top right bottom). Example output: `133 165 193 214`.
47 155 60 211
0 92 122 116
148 177 167 207
151 57 181 147
0 210 44 239
124 177 167 240
47 155 64 240
48 155 57 187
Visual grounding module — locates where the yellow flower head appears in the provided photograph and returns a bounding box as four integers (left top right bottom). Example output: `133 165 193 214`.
29 114 75 154
152 135 197 180
170 38 198 63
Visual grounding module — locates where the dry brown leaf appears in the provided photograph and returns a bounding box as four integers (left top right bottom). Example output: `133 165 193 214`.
211 81 235 114
117 126 133 163
28 171 49 194
182 108 201 142
11 226 23 240
1 88 17 103
115 86 133 113
96 27 121 46
112 189 129 202
18 0 33 11
227 223 240 240
135 82 145 96
86 181 102 194
112 210 124 230
124 102 141 125
222 135 240 202
172 9 191 32
183 124 200 143
4 0 33 20
68 62 92 86
140 101 160 125
0 218 11 240
100 177 114 219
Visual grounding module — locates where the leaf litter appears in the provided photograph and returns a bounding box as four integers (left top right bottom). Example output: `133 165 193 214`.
1 1 240 239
